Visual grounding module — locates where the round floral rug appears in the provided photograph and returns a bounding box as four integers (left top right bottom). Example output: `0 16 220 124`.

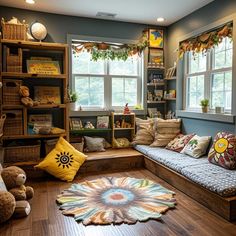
56 177 176 225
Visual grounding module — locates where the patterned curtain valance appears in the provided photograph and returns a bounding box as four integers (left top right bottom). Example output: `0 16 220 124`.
178 22 233 58
71 33 148 61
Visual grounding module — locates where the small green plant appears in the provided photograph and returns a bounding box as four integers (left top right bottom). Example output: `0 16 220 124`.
200 99 209 107
69 91 78 103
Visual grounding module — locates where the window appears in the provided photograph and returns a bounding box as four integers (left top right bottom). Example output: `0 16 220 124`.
71 43 143 109
185 37 233 112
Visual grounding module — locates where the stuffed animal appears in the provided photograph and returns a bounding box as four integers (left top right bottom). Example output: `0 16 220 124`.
0 190 16 223
19 86 35 107
0 166 32 223
1 166 34 201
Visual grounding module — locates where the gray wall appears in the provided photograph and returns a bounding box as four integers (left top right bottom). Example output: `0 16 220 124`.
167 0 236 68
0 6 153 43
167 0 236 136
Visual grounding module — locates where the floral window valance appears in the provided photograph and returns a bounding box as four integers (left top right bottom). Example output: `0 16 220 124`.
178 22 233 58
72 33 148 61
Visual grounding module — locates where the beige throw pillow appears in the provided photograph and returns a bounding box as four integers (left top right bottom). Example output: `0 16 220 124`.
150 118 181 147
181 135 211 158
132 118 154 145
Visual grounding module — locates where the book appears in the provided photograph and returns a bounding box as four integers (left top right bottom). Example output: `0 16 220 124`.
97 116 109 129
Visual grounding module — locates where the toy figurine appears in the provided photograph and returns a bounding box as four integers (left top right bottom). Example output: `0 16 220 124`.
123 103 131 114
84 121 95 129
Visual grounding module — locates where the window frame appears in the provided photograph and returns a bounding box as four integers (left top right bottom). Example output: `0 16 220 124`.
68 34 144 111
184 37 233 113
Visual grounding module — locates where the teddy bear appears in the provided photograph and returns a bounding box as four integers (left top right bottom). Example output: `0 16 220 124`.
19 85 35 107
0 166 32 223
1 166 34 201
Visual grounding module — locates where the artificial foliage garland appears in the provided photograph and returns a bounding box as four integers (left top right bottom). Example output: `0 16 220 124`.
178 23 233 58
72 33 148 61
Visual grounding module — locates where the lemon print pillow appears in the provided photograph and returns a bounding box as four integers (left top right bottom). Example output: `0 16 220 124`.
208 132 236 170
35 137 87 181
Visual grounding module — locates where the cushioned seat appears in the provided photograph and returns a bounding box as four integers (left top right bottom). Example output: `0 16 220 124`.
181 164 236 197
134 145 236 197
135 145 208 173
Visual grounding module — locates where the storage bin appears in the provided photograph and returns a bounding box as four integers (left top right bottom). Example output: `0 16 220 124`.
6 48 22 72
1 19 27 40
3 79 22 105
3 110 23 136
4 140 41 163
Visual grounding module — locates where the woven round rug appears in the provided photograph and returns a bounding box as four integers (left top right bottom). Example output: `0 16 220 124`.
56 177 176 225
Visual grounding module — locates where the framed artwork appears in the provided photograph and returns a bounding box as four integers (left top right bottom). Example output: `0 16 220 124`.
97 116 109 129
149 29 164 48
34 86 61 104
28 114 52 127
149 48 164 65
27 60 61 75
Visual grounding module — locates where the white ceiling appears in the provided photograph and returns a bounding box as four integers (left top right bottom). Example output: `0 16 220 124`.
0 0 214 26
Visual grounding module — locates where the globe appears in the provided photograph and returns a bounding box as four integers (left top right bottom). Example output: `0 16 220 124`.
30 22 47 41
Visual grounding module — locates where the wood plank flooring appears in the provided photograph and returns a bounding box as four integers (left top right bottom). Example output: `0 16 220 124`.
1 169 236 236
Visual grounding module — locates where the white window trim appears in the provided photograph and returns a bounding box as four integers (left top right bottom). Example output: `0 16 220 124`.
183 40 233 113
176 13 236 120
68 34 144 112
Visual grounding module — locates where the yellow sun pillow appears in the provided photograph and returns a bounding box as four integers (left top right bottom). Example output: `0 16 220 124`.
35 137 87 182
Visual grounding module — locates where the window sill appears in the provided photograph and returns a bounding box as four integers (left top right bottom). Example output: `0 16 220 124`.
176 110 235 124
70 109 146 117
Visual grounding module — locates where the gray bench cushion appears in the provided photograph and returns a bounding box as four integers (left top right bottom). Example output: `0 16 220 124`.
134 145 236 197
135 145 208 173
181 164 236 197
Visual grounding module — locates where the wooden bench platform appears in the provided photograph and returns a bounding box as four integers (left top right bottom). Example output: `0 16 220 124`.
4 147 236 221
4 148 144 178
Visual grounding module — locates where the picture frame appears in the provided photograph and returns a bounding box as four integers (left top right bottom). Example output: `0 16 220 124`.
149 29 164 48
28 114 52 127
148 48 164 65
34 86 61 104
97 116 109 129
26 60 61 75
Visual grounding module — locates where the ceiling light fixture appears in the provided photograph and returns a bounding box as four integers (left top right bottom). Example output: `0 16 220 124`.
157 17 165 22
26 0 35 4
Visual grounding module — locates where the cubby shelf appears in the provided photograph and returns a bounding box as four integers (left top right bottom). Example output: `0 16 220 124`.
3 133 67 140
2 104 66 110
70 129 111 135
147 101 166 104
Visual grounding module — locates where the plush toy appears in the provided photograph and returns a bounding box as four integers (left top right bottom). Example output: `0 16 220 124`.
0 166 32 223
123 103 131 114
19 86 35 107
0 190 16 223
1 166 34 201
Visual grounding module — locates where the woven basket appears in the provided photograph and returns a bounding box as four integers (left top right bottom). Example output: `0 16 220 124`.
3 79 22 105
4 141 41 163
1 19 27 40
44 138 58 155
3 110 23 136
6 48 22 72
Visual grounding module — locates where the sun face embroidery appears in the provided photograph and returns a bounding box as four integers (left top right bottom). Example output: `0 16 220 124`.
55 152 74 168
211 132 235 163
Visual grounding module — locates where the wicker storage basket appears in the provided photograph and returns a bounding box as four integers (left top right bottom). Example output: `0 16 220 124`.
44 138 58 155
3 110 23 136
44 138 84 155
1 19 27 40
3 79 22 105
6 48 22 72
4 140 41 163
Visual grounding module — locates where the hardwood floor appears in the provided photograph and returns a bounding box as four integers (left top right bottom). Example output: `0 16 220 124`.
1 169 236 236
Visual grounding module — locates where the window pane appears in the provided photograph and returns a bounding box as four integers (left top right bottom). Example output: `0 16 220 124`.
109 56 138 76
72 50 105 74
187 75 204 108
211 72 232 109
213 37 233 69
74 76 104 107
189 53 206 74
112 78 137 106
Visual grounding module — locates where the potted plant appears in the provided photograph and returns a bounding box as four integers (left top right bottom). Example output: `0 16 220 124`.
200 99 209 113
69 90 78 111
